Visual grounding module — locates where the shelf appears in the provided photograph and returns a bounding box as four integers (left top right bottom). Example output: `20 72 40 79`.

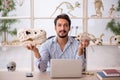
0 16 31 19
89 42 120 46
0 42 119 47
88 16 120 19
34 17 84 19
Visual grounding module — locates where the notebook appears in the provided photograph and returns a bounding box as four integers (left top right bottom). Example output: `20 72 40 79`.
50 59 82 78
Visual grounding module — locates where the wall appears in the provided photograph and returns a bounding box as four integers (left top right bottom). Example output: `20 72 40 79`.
87 45 120 70
0 45 120 71
0 46 32 71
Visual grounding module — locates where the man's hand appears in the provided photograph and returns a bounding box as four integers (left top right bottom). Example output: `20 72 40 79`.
25 44 41 59
26 44 37 52
78 39 90 56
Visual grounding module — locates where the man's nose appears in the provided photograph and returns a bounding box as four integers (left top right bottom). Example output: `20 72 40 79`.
61 26 65 30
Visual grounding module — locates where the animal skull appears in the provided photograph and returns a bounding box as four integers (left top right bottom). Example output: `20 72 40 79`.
7 61 16 71
94 33 104 45
17 28 46 45
76 32 104 45
76 32 96 43
110 35 120 45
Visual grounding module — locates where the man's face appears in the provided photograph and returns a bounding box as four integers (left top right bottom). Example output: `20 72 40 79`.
55 19 70 38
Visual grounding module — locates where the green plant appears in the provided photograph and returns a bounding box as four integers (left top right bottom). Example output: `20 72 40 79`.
106 0 120 35
106 19 120 35
0 0 18 42
117 0 120 11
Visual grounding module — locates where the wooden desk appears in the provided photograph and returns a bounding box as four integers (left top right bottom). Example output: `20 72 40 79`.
0 71 99 80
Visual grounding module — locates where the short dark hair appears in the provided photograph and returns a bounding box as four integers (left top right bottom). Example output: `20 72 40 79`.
54 13 71 27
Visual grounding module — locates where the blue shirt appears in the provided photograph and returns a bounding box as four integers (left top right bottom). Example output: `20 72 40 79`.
35 36 85 72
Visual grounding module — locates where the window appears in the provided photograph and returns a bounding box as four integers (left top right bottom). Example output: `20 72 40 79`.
1 0 120 45
0 0 120 44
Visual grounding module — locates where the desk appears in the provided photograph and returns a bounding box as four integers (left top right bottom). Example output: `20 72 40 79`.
0 71 99 80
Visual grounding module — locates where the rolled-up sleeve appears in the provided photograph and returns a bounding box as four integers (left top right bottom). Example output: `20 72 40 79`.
34 58 48 72
76 54 86 71
34 43 50 72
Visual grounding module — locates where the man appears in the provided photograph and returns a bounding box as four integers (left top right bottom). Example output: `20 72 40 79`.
26 13 89 72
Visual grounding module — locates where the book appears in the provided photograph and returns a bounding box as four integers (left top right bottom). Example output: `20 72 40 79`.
97 72 120 80
102 69 120 76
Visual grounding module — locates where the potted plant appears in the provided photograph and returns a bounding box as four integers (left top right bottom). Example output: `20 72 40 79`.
106 19 120 35
106 0 120 35
0 0 18 44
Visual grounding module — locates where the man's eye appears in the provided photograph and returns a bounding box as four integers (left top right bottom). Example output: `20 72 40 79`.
58 24 61 27
64 24 69 27
64 24 68 27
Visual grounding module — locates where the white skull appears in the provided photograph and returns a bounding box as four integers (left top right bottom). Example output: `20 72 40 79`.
7 61 16 71
76 32 96 43
110 35 120 45
17 28 46 45
94 34 104 45
94 38 103 45
114 35 120 45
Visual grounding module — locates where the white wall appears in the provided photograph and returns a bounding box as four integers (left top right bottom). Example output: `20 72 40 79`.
87 45 120 70
0 46 32 71
0 45 120 71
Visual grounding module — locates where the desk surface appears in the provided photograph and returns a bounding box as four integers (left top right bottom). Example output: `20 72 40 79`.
0 71 99 80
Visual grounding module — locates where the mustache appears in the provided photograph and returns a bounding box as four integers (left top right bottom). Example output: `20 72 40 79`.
59 30 66 33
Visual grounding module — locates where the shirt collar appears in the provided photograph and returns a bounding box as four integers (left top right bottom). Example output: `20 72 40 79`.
52 36 73 44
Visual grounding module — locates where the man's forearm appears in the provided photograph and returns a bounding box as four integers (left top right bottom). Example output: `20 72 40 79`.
33 48 41 59
77 48 83 56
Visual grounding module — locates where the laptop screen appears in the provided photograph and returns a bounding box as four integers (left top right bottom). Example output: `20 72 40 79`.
50 59 82 78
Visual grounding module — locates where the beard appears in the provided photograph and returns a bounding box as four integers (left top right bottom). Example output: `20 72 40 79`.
57 30 68 38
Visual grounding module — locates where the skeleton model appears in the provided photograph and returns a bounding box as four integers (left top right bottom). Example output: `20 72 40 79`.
17 28 46 45
92 0 104 17
110 35 120 45
94 33 104 45
50 1 80 18
7 61 16 71
76 32 104 45
76 32 96 43
109 4 115 17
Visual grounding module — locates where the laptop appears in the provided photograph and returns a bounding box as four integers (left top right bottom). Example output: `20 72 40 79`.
50 59 82 78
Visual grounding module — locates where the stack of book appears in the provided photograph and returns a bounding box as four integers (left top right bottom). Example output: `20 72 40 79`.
96 69 120 80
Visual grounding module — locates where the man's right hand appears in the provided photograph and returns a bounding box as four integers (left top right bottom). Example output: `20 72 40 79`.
26 44 37 52
26 44 41 59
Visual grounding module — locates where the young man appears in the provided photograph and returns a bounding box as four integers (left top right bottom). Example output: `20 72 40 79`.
26 13 89 72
